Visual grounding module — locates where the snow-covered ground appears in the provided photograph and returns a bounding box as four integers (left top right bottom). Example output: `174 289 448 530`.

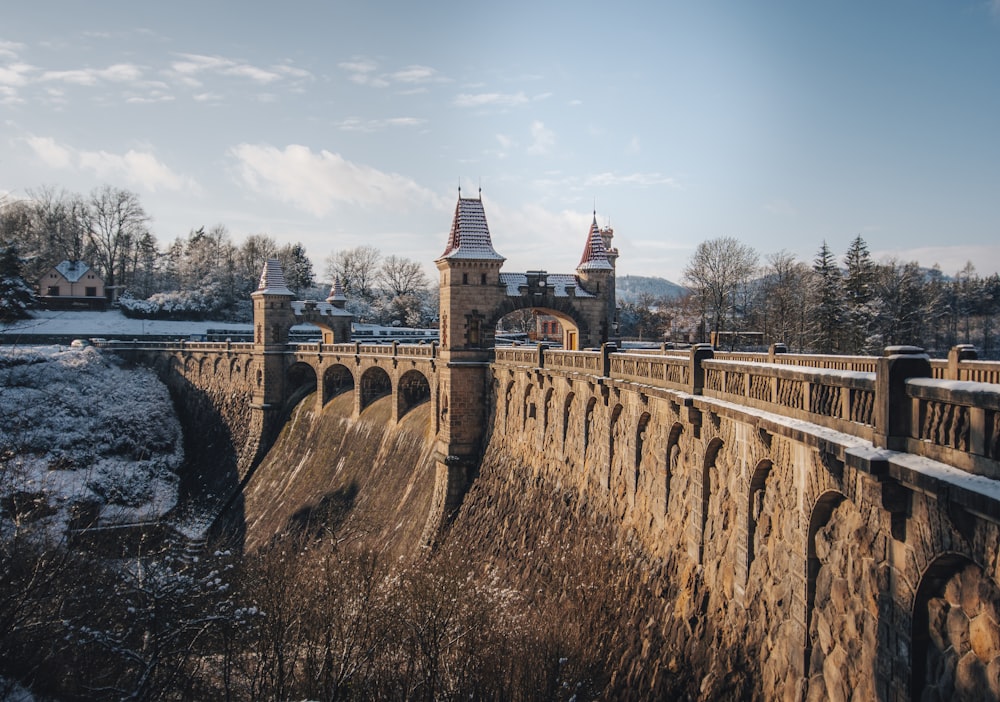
0 344 183 540
0 309 251 338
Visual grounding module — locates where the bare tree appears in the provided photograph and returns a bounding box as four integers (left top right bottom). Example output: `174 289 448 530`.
759 250 810 350
84 186 149 297
325 245 381 301
682 236 759 341
379 255 429 298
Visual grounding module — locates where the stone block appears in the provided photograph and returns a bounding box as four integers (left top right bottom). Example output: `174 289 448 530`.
970 613 1000 662
946 606 972 657
955 650 988 698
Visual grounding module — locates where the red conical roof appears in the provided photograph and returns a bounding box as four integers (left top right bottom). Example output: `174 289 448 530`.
577 213 613 271
437 196 505 262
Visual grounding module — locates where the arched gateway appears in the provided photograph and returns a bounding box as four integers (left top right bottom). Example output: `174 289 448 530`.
432 193 618 531
248 194 619 541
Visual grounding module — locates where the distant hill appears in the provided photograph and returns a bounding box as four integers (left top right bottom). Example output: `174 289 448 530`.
616 275 687 303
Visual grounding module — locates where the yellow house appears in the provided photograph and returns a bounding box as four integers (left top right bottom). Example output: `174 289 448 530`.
37 260 107 310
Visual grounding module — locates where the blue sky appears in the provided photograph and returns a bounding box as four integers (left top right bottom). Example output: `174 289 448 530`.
2 1 999 284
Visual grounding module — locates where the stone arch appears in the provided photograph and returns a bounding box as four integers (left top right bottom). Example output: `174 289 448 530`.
323 364 355 405
562 391 575 451
607 403 624 492
397 369 431 419
910 554 999 701
183 356 195 375
229 357 241 379
522 383 536 428
359 366 392 412
747 459 774 575
286 361 318 407
539 386 554 450
583 396 598 464
503 379 515 433
213 356 223 377
665 423 684 514
699 437 725 563
804 489 847 678
634 411 652 503
490 300 592 351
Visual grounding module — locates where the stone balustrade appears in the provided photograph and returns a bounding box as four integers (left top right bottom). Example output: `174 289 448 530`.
493 342 1000 475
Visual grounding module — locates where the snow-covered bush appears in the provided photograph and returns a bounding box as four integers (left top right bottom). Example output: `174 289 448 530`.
0 345 183 537
119 285 224 320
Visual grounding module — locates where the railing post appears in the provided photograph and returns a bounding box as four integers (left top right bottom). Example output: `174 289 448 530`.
538 343 547 368
874 345 931 450
947 344 977 380
689 343 714 395
768 343 788 363
601 342 616 377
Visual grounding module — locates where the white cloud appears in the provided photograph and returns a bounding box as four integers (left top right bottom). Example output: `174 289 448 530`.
338 59 446 89
453 92 529 108
229 143 446 217
486 199 595 270
168 54 311 87
389 65 446 84
0 41 24 59
25 135 73 169
626 135 641 154
24 135 197 192
527 121 555 155
40 63 144 86
0 62 36 88
335 116 426 132
583 172 679 188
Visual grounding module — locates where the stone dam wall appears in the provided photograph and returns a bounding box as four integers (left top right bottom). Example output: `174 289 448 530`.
110 340 1000 701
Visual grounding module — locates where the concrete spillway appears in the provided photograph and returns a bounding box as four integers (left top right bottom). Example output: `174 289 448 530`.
240 392 437 560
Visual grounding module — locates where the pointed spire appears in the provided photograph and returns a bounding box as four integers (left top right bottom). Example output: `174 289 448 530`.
255 258 293 295
577 213 613 271
437 195 505 262
326 276 347 308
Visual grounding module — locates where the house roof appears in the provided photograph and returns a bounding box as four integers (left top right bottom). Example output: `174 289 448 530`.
54 260 95 283
437 196 505 262
500 272 596 298
577 214 614 272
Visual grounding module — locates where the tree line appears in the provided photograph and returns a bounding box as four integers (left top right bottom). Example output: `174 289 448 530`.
0 186 436 326
621 235 1000 359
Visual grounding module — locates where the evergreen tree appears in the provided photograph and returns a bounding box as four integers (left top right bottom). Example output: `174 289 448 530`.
0 242 35 321
276 242 314 297
810 241 845 353
843 235 877 353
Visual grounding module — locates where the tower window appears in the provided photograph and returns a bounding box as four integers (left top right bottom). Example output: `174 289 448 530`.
481 273 487 285
462 273 468 285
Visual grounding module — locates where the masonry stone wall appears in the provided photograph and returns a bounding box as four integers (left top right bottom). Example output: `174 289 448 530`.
481 361 1000 700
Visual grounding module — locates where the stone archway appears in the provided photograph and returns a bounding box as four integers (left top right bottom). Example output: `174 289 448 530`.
492 302 592 350
286 361 318 409
397 369 431 419
359 366 392 412
323 364 354 405
911 555 1000 701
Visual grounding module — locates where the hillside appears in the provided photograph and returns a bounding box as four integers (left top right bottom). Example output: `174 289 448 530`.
617 274 687 303
0 345 183 539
